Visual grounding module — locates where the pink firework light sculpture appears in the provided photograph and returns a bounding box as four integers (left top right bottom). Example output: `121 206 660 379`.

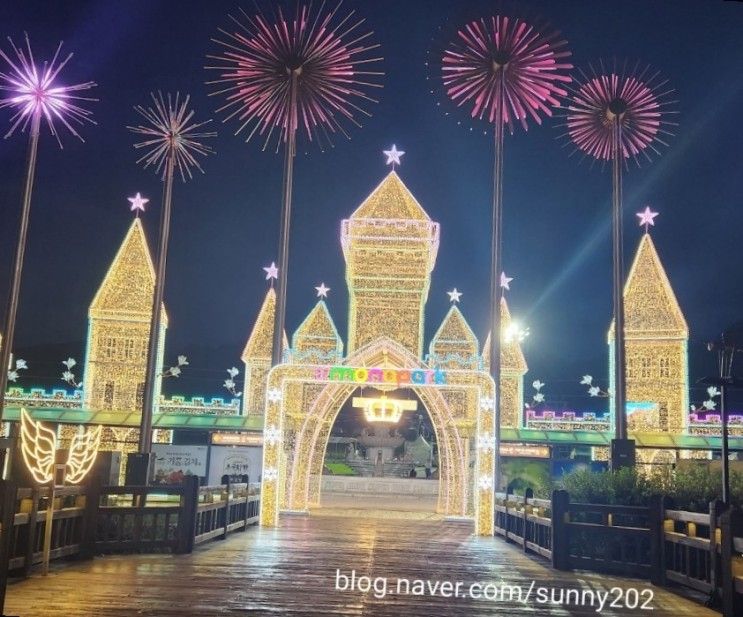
565 63 676 163
0 34 96 426
441 16 571 490
563 62 676 462
127 93 215 457
207 1 383 367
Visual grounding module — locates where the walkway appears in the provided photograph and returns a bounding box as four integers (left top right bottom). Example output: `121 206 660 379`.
5 512 717 616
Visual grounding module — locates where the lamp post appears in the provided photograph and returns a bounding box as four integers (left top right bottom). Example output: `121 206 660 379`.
703 322 743 506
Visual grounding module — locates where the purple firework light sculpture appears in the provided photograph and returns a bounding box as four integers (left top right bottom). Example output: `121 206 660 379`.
564 62 676 453
127 93 215 455
207 1 383 367
441 16 572 490
0 34 96 423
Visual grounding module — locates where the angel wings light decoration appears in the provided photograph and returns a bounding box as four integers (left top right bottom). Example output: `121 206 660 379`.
20 408 101 484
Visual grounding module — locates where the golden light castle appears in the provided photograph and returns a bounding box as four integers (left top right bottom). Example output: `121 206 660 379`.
3 160 738 534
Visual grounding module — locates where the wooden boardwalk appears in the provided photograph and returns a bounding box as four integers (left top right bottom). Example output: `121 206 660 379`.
5 510 718 616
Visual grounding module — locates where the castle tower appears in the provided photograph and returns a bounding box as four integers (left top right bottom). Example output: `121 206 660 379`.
608 233 689 433
428 305 479 370
341 171 440 358
291 300 343 363
241 287 288 415
84 218 166 413
483 298 528 428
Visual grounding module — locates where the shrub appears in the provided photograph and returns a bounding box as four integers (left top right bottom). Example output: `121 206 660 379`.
556 464 742 511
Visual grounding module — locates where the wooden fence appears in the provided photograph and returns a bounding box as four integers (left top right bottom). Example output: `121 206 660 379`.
494 489 743 617
0 477 260 594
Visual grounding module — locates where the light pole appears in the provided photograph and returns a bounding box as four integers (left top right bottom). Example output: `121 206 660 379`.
703 322 743 506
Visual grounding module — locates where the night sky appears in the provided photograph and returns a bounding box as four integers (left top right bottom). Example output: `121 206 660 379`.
1 0 742 410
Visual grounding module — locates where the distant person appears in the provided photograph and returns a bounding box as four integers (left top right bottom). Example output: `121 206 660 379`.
409 466 417 478
425 467 431 479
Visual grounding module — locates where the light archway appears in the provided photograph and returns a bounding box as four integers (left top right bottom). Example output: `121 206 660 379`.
260 337 496 535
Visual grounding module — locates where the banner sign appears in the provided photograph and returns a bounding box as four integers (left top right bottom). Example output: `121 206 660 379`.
211 432 264 446
314 365 446 387
207 446 263 485
152 444 208 484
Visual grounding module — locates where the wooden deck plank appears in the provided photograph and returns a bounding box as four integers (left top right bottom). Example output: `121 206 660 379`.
4 512 718 616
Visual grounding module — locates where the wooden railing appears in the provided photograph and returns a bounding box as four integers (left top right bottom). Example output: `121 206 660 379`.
95 482 196 554
494 489 553 560
494 489 743 617
194 482 260 546
7 486 88 574
0 477 261 576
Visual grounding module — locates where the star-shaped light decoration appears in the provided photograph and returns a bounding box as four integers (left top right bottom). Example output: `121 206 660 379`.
262 467 279 482
383 144 405 169
636 206 659 233
479 396 494 412
477 432 494 452
267 387 282 404
315 283 330 298
447 288 462 303
580 375 593 386
263 262 278 283
264 425 282 446
128 192 149 216
588 386 601 397
478 475 493 492
500 272 513 290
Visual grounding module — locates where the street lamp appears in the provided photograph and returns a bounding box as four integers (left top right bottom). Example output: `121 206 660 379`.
702 322 743 506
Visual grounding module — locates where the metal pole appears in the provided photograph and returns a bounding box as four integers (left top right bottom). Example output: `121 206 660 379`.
490 78 505 491
271 71 299 367
720 381 730 505
612 120 627 441
0 112 41 426
139 152 176 453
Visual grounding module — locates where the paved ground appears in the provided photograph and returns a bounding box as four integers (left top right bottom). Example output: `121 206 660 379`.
5 510 718 616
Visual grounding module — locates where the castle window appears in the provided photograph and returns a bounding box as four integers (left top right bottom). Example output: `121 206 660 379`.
136 382 145 407
103 382 115 409
123 338 135 360
104 337 117 359
627 357 636 379
640 357 652 379
659 357 671 378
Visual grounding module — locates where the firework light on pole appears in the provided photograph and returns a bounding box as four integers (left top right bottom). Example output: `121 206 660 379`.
128 92 215 456
206 1 383 367
0 34 96 426
563 62 676 463
441 16 571 489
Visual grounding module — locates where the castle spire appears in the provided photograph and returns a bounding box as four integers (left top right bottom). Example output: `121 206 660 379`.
291 300 343 363
608 233 689 432
84 217 166 412
342 171 440 357
483 298 528 429
428 305 478 369
241 287 288 414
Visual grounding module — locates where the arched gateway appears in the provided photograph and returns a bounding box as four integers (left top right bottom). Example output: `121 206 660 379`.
251 168 527 536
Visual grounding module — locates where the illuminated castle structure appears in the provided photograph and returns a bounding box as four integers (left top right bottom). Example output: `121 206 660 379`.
608 232 689 434
83 217 167 414
240 288 288 415
241 170 528 426
341 172 439 358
